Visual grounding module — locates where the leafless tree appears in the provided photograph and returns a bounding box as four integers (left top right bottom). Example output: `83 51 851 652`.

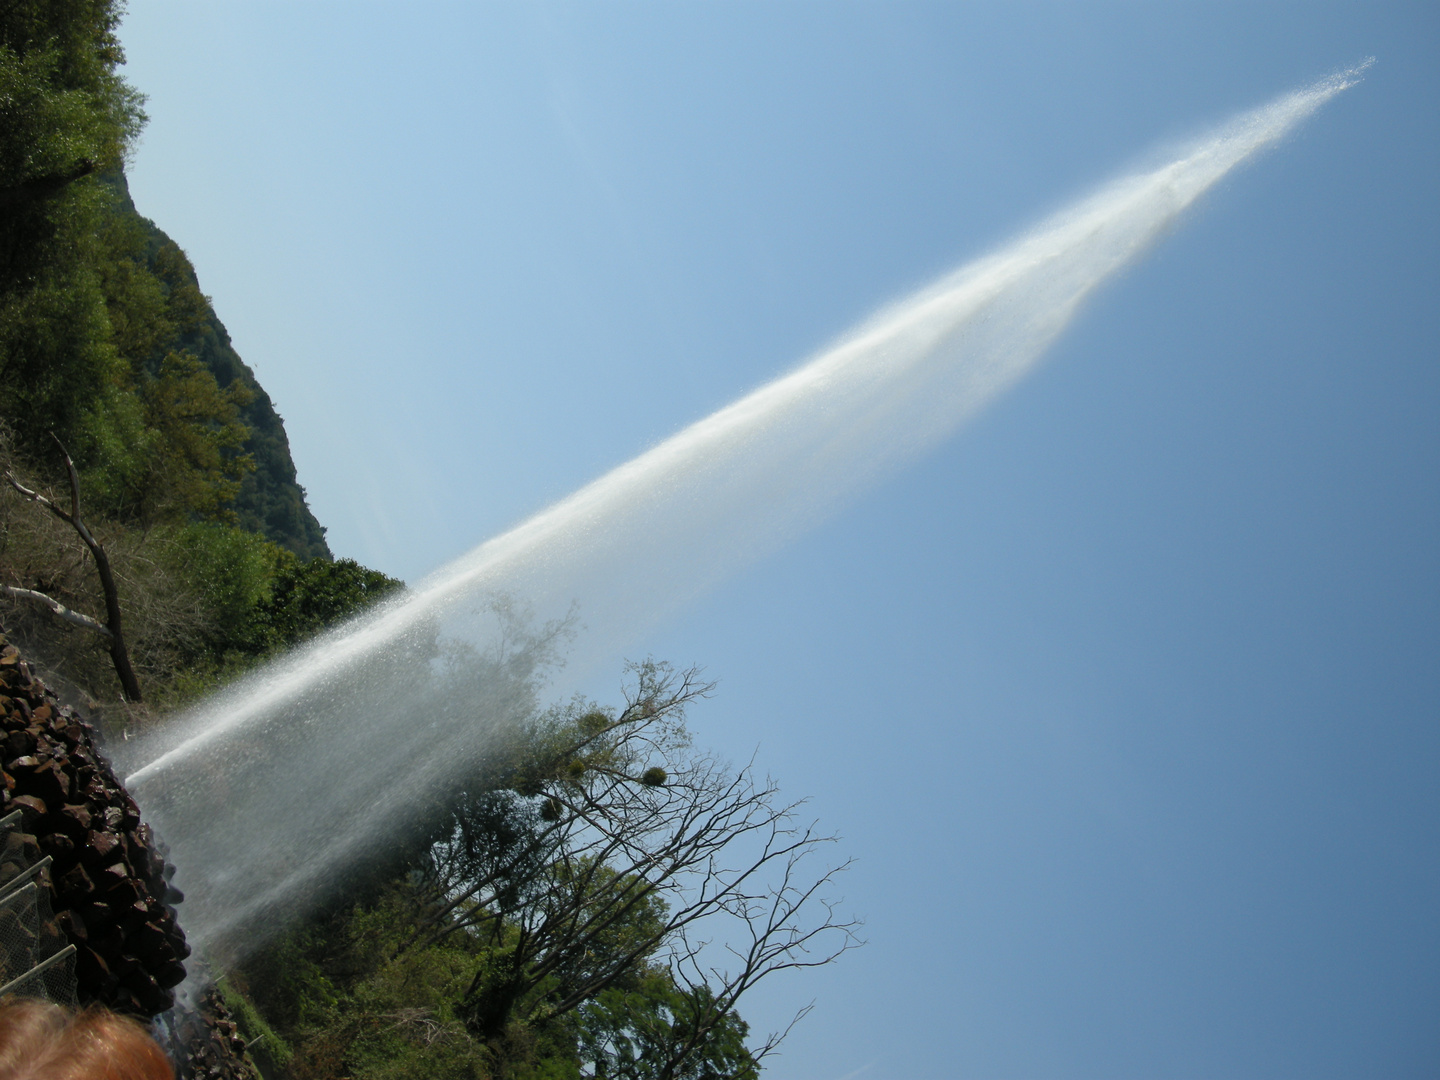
405 660 862 1061
2 437 143 701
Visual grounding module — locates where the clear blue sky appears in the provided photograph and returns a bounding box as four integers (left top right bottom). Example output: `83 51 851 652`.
119 4 1438 1077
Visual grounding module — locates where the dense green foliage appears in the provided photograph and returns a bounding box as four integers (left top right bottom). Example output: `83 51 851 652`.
1 1 142 453
233 888 760 1080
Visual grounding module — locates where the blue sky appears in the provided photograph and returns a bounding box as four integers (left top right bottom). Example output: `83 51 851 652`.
118 4 1438 1077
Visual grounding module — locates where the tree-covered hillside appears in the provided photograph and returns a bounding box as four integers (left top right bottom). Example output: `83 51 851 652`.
0 0 354 704
0 0 326 560
105 171 331 559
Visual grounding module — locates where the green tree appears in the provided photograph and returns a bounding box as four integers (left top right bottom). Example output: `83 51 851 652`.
249 553 404 651
129 351 255 522
577 974 758 1080
396 662 860 1070
0 0 145 453
228 660 857 1079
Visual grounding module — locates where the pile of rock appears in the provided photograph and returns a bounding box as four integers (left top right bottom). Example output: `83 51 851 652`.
0 632 262 1078
0 637 187 1015
165 987 257 1080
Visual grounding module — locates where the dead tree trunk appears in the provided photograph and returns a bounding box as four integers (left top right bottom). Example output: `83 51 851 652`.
2 438 143 702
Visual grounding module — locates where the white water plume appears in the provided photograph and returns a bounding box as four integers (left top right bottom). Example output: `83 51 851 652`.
119 66 1365 951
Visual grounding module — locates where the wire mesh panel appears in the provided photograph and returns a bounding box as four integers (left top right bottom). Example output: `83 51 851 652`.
0 809 30 884
0 811 78 1005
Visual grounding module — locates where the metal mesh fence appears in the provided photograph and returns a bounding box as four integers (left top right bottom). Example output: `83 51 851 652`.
0 809 77 1005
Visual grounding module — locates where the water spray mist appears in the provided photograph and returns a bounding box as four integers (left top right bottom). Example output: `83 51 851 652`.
119 65 1367 953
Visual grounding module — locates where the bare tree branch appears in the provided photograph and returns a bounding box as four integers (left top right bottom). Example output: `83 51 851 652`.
0 584 113 638
3 438 143 701
409 660 862 1068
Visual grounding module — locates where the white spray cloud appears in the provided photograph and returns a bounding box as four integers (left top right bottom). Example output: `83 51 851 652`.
121 65 1366 948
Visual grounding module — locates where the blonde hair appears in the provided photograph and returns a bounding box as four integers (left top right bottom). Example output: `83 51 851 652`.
0 998 173 1080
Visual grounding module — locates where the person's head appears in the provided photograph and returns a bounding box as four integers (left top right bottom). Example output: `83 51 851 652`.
0 997 173 1080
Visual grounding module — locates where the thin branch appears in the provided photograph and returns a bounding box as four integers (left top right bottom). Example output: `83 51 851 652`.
2 439 143 701
4 471 68 524
409 671 860 1075
0 585 113 638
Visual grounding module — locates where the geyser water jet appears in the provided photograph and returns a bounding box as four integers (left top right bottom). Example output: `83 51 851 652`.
118 66 1366 954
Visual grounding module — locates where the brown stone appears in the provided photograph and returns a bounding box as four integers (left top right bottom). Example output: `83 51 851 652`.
9 793 48 817
54 909 86 942
57 803 92 837
75 899 114 931
74 943 111 982
57 863 96 901
106 879 143 908
14 761 70 806
38 831 75 863
80 829 122 865
155 958 187 989
0 632 191 1025
96 862 129 887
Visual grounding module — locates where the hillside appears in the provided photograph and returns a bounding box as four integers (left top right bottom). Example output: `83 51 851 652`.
108 170 330 561
0 1 382 706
